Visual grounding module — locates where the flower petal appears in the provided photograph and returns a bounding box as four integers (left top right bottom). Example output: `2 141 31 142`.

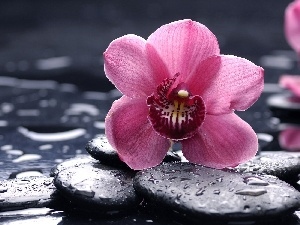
186 55 264 115
104 34 167 98
181 113 258 169
279 126 300 151
105 96 170 170
279 75 300 97
285 0 300 54
147 19 220 79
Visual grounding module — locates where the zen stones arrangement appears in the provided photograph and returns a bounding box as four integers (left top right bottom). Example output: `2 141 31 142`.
2 135 300 223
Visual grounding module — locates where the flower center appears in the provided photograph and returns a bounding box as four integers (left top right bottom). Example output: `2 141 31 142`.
147 74 206 140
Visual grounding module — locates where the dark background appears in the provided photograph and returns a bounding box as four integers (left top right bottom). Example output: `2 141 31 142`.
0 0 294 91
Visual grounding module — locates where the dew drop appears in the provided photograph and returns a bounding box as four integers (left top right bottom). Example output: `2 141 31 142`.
213 189 220 195
228 187 235 192
12 154 42 163
18 126 86 142
0 186 8 193
148 177 160 184
183 184 190 189
195 188 205 196
15 171 44 178
235 188 267 196
244 205 250 211
216 177 223 183
244 176 269 186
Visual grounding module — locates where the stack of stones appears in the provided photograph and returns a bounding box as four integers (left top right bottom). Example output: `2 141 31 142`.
1 134 300 223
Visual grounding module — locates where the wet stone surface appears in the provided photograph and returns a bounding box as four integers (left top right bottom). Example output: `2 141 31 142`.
85 135 181 168
134 162 300 221
0 177 59 211
54 161 141 213
235 152 300 183
50 155 97 177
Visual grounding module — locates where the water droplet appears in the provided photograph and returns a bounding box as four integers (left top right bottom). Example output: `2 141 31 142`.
244 176 269 186
18 126 86 142
0 186 8 193
148 177 160 184
180 177 190 182
15 171 44 178
12 154 42 163
208 181 216 186
235 188 267 196
244 205 250 211
256 205 262 211
43 180 53 186
195 188 205 196
228 187 235 192
213 189 220 195
216 177 223 183
183 184 190 189
251 165 261 171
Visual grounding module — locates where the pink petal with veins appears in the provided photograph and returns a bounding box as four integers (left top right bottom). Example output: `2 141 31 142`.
279 75 300 97
105 96 170 170
279 126 300 151
186 55 264 115
285 0 300 54
104 34 167 98
147 19 220 79
181 113 258 169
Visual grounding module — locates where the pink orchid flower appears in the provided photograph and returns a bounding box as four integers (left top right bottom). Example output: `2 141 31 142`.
279 126 300 151
285 0 300 55
103 19 264 170
279 75 300 97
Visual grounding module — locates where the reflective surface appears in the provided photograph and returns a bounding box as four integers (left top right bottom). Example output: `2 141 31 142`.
1 0 300 224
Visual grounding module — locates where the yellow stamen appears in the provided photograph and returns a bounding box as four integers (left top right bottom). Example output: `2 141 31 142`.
177 90 189 98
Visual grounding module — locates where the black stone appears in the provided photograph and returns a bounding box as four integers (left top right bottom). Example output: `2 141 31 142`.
235 152 300 183
85 135 181 168
54 161 141 213
134 162 300 221
267 93 300 123
50 155 97 177
0 177 59 211
85 135 128 168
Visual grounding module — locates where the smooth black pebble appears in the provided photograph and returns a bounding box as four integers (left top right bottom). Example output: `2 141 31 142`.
267 93 300 123
134 162 300 221
0 177 58 211
54 161 141 213
85 135 181 167
50 155 97 177
235 152 300 183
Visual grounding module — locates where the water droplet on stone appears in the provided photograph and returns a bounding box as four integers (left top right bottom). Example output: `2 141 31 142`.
213 189 220 195
216 177 223 183
148 177 160 184
244 205 250 211
235 188 267 196
208 181 216 186
195 188 205 196
0 186 8 193
228 187 235 192
244 176 269 186
183 184 190 189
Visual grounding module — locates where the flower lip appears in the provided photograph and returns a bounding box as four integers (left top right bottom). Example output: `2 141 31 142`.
147 75 206 141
